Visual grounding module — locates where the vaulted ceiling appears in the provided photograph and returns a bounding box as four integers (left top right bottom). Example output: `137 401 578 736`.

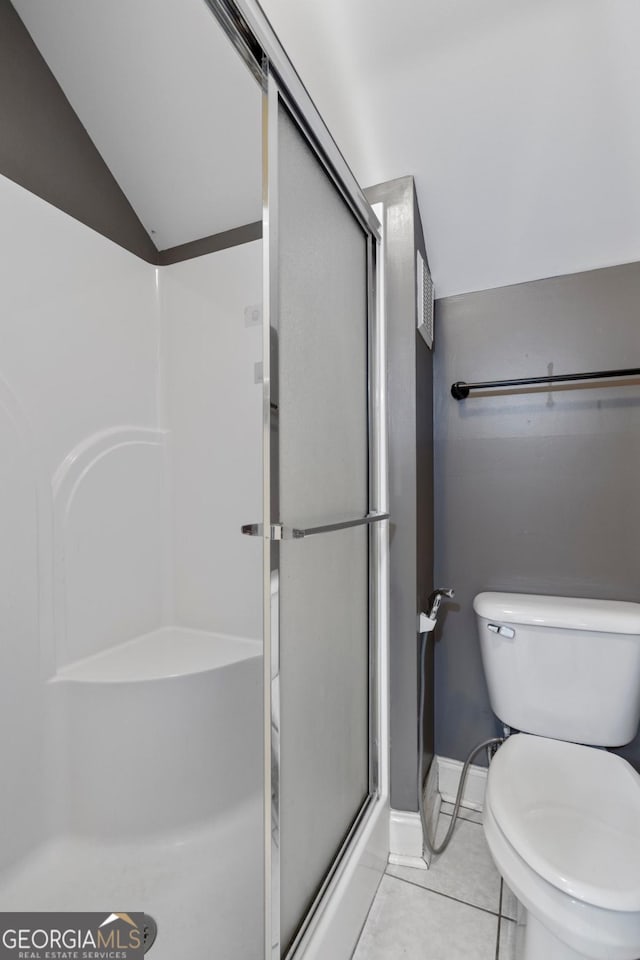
13 0 262 250
13 0 640 293
261 0 640 297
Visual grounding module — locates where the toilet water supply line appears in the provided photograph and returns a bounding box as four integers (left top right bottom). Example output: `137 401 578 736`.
418 591 504 858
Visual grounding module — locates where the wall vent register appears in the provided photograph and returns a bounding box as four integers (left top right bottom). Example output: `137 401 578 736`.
416 250 434 349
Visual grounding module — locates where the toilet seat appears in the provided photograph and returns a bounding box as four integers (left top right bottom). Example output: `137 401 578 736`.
486 734 640 911
484 800 640 960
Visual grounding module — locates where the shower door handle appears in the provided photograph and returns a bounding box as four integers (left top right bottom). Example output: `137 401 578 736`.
241 511 389 540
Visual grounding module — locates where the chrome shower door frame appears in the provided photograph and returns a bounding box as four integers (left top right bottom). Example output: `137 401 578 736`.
263 74 387 960
201 3 389 958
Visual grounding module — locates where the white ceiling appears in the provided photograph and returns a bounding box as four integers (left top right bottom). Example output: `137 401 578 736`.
14 0 262 250
260 0 640 297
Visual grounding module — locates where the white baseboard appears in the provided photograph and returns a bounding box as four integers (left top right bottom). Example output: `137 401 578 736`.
388 755 487 868
388 759 440 869
420 755 439 868
436 756 487 811
388 809 427 870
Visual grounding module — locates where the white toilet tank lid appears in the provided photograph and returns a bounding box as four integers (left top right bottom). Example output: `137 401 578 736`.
487 734 640 911
473 591 640 634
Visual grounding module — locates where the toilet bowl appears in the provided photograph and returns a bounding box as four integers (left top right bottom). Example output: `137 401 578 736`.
473 591 640 960
484 733 640 960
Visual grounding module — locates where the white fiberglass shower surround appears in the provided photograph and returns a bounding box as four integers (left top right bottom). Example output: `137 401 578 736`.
0 1 389 958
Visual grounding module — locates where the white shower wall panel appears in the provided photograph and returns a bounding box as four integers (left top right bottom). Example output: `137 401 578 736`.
0 174 263 884
55 435 167 667
0 174 159 868
161 242 263 640
0 378 43 870
0 175 159 479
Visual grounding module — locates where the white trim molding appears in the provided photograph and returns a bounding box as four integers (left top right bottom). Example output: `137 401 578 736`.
388 756 488 869
437 756 487 811
388 809 428 870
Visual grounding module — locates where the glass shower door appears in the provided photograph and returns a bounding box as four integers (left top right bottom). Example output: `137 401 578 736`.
259 77 384 958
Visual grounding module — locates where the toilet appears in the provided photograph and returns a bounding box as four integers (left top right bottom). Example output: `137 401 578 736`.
474 592 640 960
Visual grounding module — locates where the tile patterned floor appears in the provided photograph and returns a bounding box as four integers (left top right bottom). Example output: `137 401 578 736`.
353 804 518 960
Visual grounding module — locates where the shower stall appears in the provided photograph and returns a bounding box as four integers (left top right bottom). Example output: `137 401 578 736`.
0 1 388 957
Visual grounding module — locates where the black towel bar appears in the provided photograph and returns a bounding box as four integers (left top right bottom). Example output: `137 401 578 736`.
451 367 640 401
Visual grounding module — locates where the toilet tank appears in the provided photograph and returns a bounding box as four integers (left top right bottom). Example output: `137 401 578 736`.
474 592 640 746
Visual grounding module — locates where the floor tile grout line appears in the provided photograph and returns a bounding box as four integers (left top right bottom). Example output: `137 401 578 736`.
350 869 386 959
385 869 502 919
495 879 504 960
439 809 483 827
500 884 517 923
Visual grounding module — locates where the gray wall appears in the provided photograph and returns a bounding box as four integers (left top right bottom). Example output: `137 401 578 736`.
415 196 436 801
366 177 434 811
434 261 640 770
0 0 257 264
0 0 157 262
